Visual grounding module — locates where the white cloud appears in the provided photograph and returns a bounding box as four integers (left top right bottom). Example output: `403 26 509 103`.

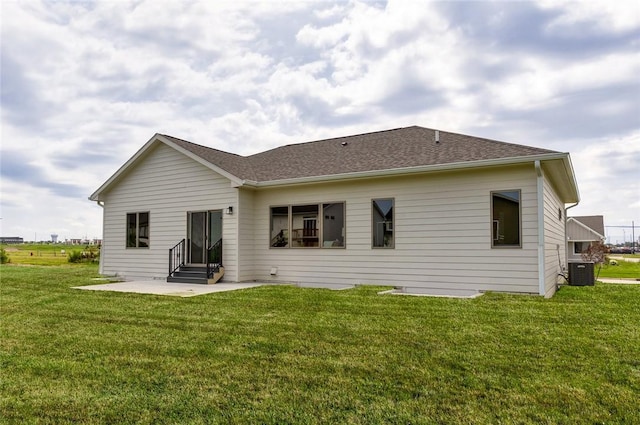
485 51 640 112
1 0 638 242
569 130 640 242
540 0 640 34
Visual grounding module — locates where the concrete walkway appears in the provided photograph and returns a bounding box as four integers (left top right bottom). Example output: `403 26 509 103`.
598 278 640 285
609 256 640 263
73 281 267 297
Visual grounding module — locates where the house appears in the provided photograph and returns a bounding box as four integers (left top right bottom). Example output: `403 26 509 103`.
567 216 605 261
0 237 24 244
89 126 580 297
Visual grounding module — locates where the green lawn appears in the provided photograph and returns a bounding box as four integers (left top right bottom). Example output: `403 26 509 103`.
598 260 640 279
1 264 639 424
1 243 98 266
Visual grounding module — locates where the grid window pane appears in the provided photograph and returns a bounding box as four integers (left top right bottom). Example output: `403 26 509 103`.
492 190 521 247
126 213 137 247
270 206 289 247
126 212 150 248
292 205 319 247
372 199 394 248
323 203 345 248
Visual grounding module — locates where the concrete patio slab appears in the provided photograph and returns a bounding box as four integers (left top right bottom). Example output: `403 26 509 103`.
73 281 266 297
297 282 356 290
378 289 484 299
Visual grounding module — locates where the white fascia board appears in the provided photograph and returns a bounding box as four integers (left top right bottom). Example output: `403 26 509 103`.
241 152 571 188
560 154 580 203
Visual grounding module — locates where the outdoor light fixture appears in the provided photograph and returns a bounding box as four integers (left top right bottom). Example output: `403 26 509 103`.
226 206 233 215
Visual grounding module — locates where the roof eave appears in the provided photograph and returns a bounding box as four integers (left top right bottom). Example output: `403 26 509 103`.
241 152 573 188
561 154 580 203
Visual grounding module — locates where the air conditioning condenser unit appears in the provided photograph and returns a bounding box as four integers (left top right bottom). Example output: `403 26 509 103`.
569 262 595 286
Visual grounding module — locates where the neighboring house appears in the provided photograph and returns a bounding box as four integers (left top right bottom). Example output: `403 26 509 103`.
90 126 580 297
0 237 24 244
567 216 605 261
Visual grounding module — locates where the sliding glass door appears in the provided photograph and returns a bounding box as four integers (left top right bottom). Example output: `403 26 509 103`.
187 210 222 264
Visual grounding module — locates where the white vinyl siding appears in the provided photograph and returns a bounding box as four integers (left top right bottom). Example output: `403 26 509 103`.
542 172 567 297
101 143 238 281
249 164 540 294
237 188 255 281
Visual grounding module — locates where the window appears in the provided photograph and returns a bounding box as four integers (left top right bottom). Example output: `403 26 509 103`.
292 204 319 247
574 241 588 254
126 212 149 248
491 190 521 247
269 202 346 248
270 206 289 248
323 203 345 247
372 198 394 248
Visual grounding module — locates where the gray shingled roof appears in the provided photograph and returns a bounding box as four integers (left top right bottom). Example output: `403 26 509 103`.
572 216 605 236
162 135 256 180
163 126 558 183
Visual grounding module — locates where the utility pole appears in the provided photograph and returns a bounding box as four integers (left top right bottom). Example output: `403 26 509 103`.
603 224 639 251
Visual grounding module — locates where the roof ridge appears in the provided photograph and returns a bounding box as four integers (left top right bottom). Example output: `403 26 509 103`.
435 128 559 154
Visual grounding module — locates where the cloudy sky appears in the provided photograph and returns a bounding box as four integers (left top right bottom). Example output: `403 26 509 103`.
1 0 639 245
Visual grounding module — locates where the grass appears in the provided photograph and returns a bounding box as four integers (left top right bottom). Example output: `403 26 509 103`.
598 259 640 279
1 243 97 266
2 264 639 423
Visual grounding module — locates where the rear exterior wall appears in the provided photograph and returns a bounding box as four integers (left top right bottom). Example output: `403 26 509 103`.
247 164 541 294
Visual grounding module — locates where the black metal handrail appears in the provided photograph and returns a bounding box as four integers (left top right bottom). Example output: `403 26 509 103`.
169 239 185 277
207 238 223 279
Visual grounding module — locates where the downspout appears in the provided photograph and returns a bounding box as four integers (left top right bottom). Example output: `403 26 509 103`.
96 201 105 275
535 161 545 296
